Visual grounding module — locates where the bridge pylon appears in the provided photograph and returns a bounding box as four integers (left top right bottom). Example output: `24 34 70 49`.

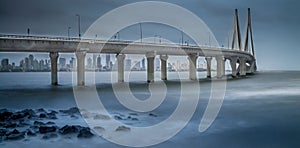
231 9 242 51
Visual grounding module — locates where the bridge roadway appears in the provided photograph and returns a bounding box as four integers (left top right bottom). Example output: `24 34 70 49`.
0 34 256 85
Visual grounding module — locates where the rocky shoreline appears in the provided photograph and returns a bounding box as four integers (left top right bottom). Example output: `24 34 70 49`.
0 107 94 142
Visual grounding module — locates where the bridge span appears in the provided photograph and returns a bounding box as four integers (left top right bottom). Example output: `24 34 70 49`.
0 8 256 86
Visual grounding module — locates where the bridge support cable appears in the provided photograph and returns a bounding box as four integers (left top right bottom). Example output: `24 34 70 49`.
76 51 86 86
205 57 212 78
117 54 126 82
160 55 168 80
231 9 242 51
49 52 59 85
146 52 156 83
188 54 198 80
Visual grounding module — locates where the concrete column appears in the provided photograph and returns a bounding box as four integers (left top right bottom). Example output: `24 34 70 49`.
160 55 168 80
249 61 256 73
239 57 246 76
49 52 59 85
222 58 226 76
146 52 156 83
230 56 238 77
188 54 198 80
205 57 212 78
216 56 224 78
116 54 125 82
76 51 86 86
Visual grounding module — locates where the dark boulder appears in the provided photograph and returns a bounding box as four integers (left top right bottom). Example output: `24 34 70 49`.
5 129 25 140
59 107 80 115
39 113 47 118
59 125 80 135
0 111 13 121
77 127 94 138
39 126 57 133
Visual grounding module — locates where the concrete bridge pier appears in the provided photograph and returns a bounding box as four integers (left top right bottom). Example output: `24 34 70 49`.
216 56 225 78
239 57 246 76
230 56 238 77
205 57 212 78
76 51 86 86
188 54 198 80
146 52 156 83
49 52 59 85
116 54 125 82
160 55 168 80
249 61 256 73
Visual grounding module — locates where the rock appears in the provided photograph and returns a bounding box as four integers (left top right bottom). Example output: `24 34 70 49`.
10 113 24 120
131 118 138 121
0 129 7 136
46 112 57 119
93 126 105 133
149 113 157 117
77 128 94 138
59 125 80 135
27 129 36 136
115 126 130 132
4 122 17 128
114 115 123 120
59 107 79 115
45 121 55 125
0 111 13 121
42 133 58 139
5 129 25 140
36 108 46 113
6 133 25 140
34 121 45 126
93 114 110 120
21 109 36 118
39 113 47 118
39 126 57 133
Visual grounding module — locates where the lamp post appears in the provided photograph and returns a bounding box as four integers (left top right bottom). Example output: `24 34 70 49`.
67 27 71 39
181 30 184 45
139 23 143 43
76 14 81 39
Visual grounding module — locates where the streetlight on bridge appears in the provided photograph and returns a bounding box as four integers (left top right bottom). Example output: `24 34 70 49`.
76 14 81 39
67 27 71 39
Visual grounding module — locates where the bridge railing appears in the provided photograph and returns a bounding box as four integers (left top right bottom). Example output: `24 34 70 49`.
0 34 243 51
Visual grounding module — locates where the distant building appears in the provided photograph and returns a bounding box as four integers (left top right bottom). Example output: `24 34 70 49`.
155 57 160 71
1 58 9 71
141 58 146 70
96 55 102 69
125 59 131 71
87 57 93 68
59 58 66 70
106 54 110 69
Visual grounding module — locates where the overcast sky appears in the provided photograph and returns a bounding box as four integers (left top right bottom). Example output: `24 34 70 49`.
0 0 299 70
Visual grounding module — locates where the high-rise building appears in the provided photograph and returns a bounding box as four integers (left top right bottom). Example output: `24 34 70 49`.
1 58 9 71
141 58 145 70
87 57 93 68
29 54 34 70
125 59 131 71
32 59 39 71
93 54 97 68
96 55 102 69
59 58 66 70
24 57 30 71
106 54 110 69
155 57 160 71
69 57 76 69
